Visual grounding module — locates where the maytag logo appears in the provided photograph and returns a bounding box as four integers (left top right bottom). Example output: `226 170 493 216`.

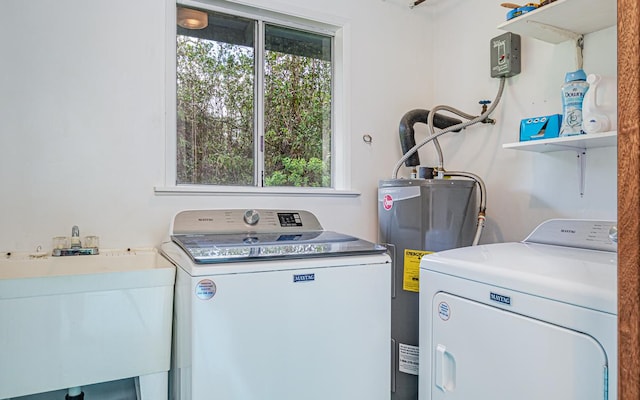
293 273 315 283
490 292 511 305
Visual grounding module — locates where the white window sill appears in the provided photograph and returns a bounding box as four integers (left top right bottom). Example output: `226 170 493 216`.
154 185 360 197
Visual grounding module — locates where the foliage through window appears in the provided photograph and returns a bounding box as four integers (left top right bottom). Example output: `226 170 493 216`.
176 6 333 188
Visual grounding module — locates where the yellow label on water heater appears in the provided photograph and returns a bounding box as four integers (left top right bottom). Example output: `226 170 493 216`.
403 249 433 292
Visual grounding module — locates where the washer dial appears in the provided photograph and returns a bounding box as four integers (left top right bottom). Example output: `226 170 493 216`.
243 209 260 225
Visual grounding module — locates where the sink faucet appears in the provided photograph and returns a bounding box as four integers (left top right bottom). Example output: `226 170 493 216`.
52 225 99 256
71 225 81 248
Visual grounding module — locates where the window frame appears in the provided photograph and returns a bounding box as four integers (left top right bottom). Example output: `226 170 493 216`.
158 0 356 196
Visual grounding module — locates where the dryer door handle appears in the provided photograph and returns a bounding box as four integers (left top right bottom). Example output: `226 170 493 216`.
435 344 456 392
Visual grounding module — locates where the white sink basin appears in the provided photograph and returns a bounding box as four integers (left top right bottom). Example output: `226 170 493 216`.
0 249 176 399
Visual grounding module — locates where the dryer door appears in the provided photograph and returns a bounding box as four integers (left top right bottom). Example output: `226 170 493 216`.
430 292 608 400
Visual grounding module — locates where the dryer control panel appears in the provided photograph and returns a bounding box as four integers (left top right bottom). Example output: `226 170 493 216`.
523 219 617 252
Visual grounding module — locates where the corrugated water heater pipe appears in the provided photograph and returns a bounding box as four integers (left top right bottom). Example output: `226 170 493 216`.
398 109 462 167
392 77 506 179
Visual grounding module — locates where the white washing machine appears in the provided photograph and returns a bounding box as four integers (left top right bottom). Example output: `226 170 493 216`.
160 209 392 400
418 219 617 400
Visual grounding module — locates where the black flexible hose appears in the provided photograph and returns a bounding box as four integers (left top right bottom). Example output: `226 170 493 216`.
398 109 462 167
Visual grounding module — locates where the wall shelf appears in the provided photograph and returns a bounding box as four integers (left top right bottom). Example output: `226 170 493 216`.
497 0 616 44
503 131 617 197
502 131 617 153
497 0 617 197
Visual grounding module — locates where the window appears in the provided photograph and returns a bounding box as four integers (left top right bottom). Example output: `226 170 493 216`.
175 2 334 189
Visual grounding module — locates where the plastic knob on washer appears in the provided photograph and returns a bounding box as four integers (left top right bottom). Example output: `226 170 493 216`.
243 209 260 225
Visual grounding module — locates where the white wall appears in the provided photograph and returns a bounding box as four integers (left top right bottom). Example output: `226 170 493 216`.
0 1 618 399
0 0 433 253
0 0 617 254
418 0 617 242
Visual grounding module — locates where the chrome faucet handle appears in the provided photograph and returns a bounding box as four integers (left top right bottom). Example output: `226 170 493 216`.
71 225 81 248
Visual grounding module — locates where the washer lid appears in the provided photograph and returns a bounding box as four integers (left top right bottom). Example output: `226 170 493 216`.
171 230 387 264
421 241 617 314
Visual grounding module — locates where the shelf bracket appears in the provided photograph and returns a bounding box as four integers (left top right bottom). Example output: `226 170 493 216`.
380 0 428 9
525 20 582 41
525 21 584 69
577 149 587 197
575 35 584 70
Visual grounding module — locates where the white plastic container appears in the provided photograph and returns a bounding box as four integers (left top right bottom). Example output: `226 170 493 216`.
582 74 611 134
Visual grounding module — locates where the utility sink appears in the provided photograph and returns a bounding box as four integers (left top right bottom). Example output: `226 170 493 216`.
0 249 176 399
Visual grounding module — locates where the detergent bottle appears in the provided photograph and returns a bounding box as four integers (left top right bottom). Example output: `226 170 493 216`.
559 69 589 137
582 74 611 134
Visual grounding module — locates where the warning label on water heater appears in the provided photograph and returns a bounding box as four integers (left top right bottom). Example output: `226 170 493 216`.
398 343 419 375
403 249 433 292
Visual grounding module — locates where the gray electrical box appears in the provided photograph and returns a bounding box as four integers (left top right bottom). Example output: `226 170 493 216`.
490 32 521 78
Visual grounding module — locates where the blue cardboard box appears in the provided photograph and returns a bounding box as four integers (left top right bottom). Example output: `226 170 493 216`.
519 114 562 141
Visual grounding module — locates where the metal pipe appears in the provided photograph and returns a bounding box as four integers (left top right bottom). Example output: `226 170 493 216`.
443 171 487 246
392 77 506 179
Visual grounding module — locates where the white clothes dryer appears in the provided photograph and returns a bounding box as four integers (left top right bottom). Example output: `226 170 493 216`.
418 219 617 400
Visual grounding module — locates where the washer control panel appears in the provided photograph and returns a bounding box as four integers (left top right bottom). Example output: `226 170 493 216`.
172 209 323 234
